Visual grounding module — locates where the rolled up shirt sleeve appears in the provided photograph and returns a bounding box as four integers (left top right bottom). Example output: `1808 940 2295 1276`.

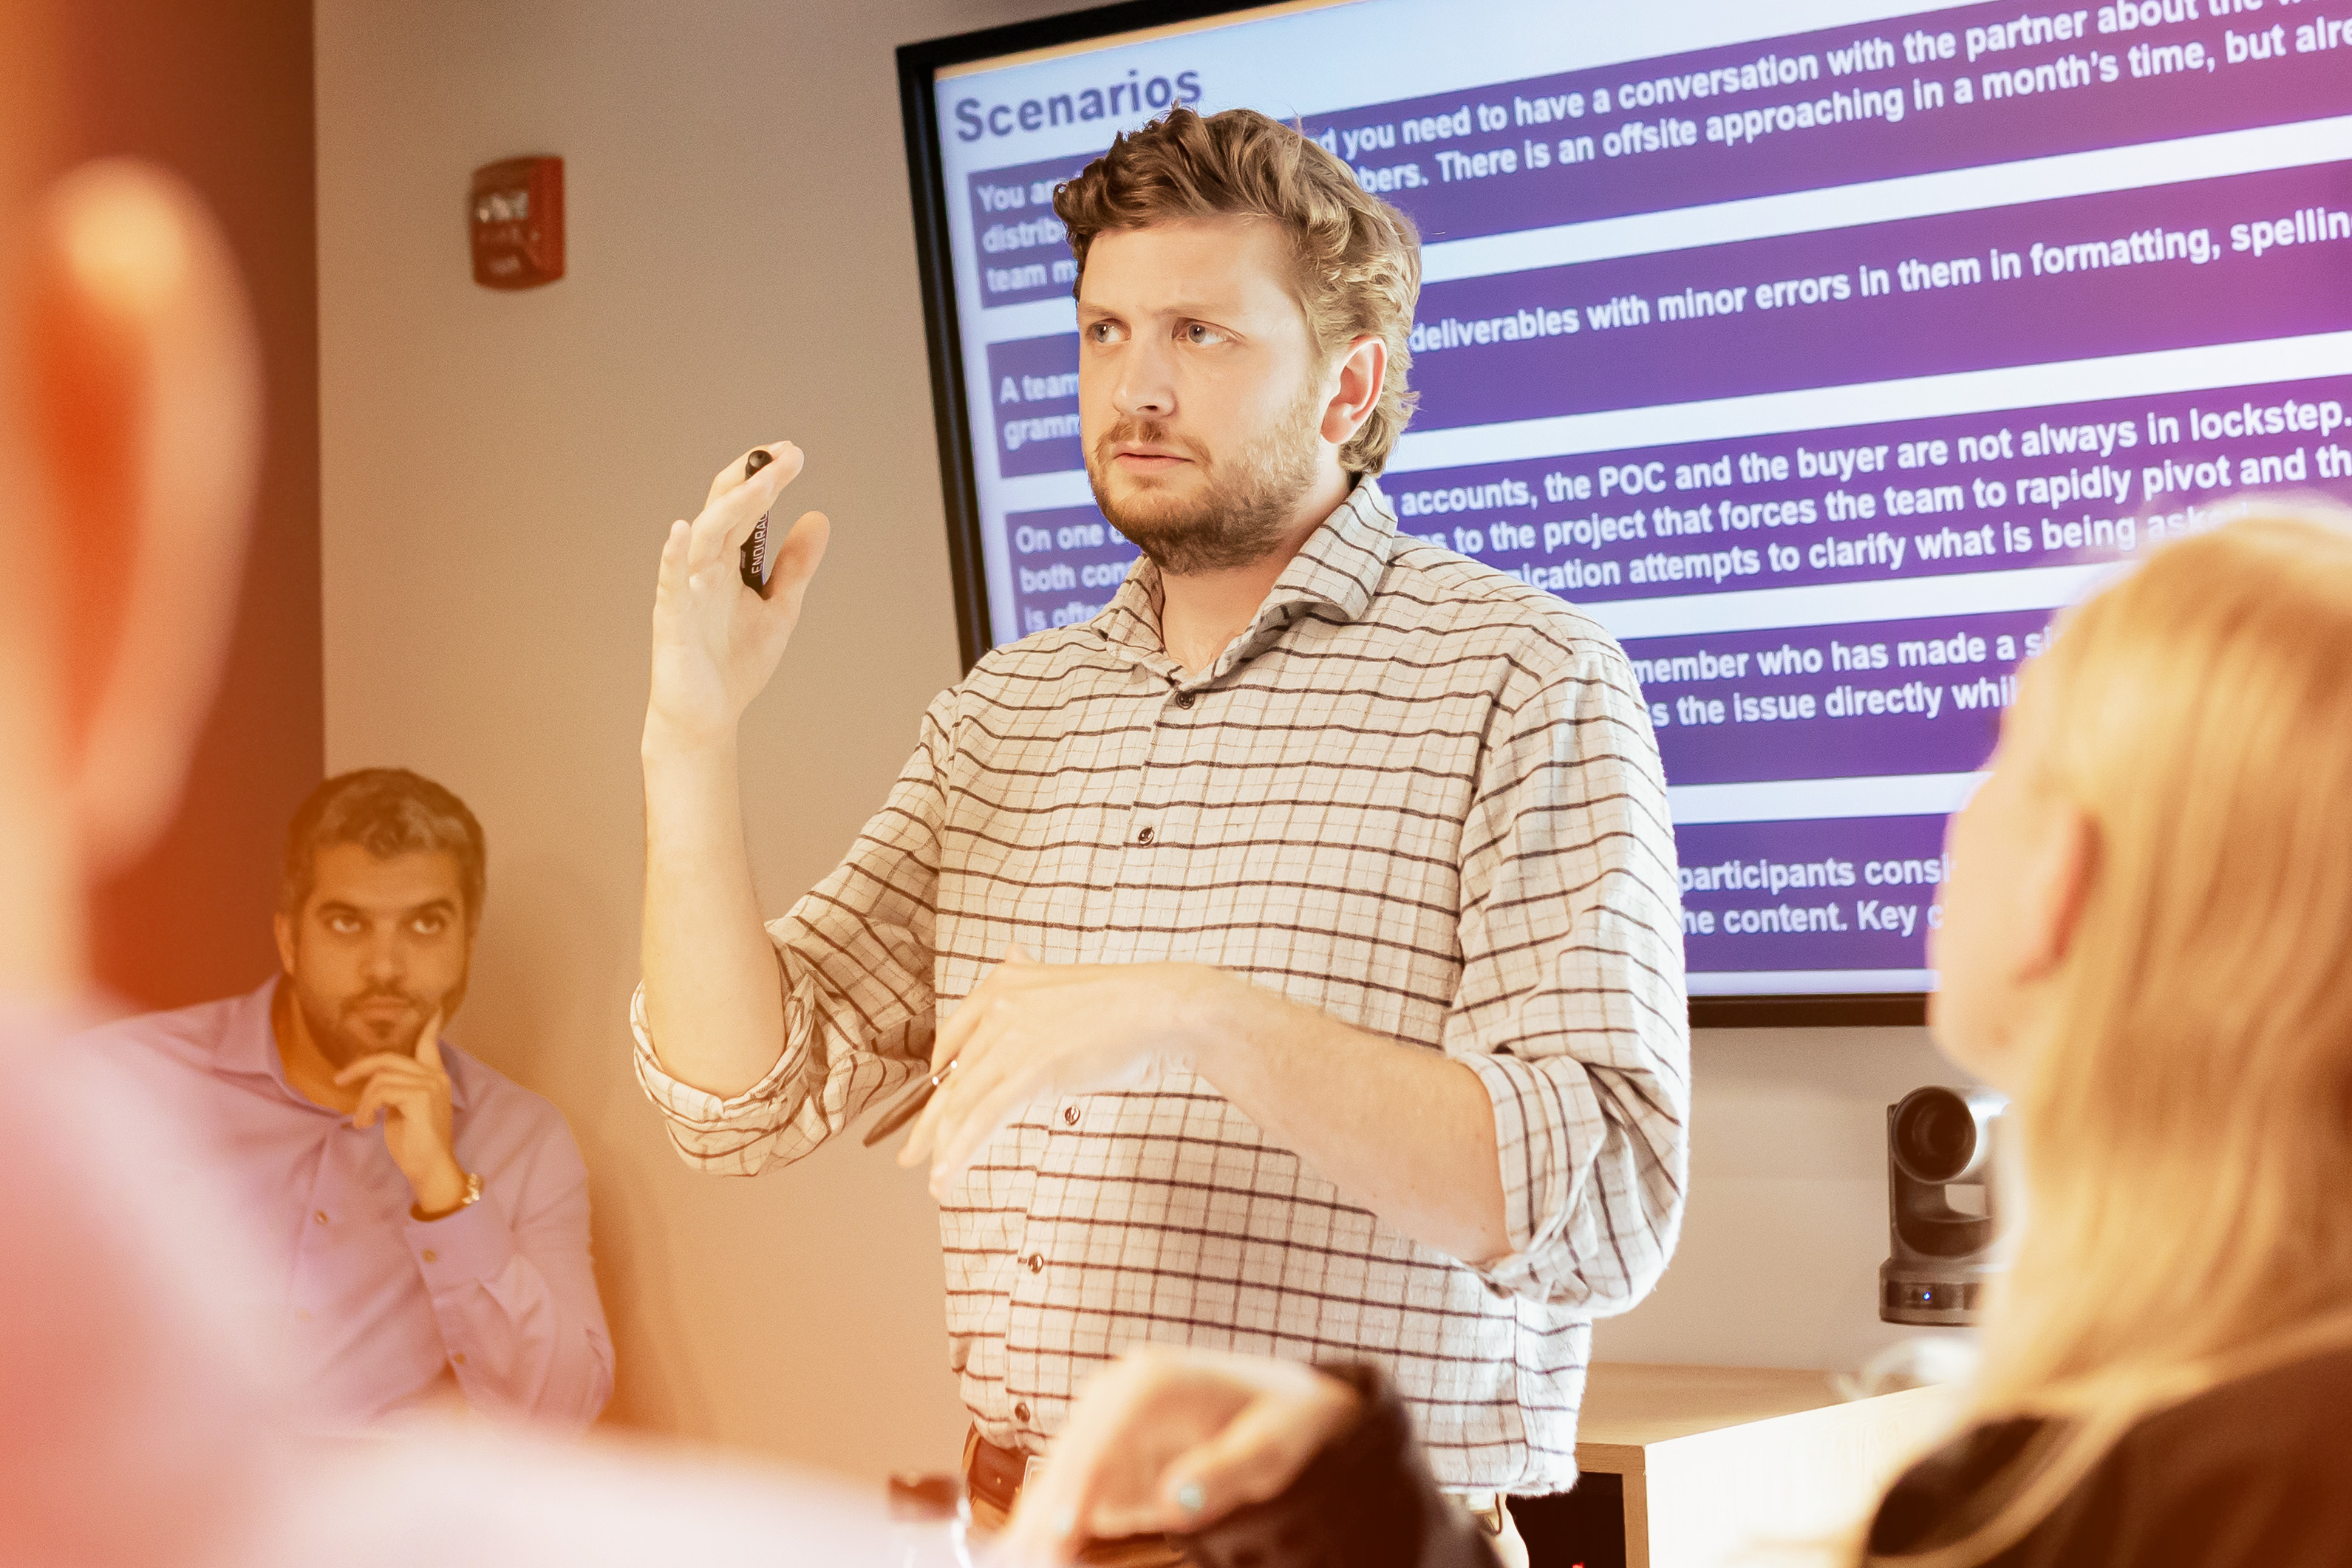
632 693 952 1176
1443 638 1689 1311
405 1118 613 1432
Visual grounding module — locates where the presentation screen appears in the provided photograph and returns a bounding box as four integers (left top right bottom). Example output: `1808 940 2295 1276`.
900 0 2352 1020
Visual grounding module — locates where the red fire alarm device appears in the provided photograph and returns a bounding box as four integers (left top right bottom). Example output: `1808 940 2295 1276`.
470 156 564 288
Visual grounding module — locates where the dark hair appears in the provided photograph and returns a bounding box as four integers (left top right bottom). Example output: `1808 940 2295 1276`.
280 768 486 924
1054 106 1422 476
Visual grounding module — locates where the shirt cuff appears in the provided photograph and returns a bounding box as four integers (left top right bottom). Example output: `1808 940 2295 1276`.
627 979 806 1129
404 1192 515 1291
1454 1050 1576 1301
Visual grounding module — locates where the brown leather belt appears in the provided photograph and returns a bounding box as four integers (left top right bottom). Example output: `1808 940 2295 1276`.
963 1427 1036 1522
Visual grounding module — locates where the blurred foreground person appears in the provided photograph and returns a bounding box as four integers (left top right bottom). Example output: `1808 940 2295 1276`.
0 23 871 1565
1010 505 2352 1568
1856 504 2352 1563
1 9 274 1550
80 768 613 1432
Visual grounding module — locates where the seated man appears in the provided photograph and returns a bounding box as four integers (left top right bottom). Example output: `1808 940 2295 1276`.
80 768 612 1432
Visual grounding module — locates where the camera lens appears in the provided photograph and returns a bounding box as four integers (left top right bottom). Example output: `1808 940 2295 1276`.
1895 1090 1977 1182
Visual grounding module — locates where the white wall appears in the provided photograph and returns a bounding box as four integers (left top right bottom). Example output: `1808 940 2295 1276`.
315 0 1968 1487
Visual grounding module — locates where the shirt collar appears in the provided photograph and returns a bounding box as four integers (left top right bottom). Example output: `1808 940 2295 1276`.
1096 477 1397 678
231 975 474 1113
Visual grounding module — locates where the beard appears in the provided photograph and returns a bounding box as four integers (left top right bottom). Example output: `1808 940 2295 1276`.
1085 377 1326 576
288 967 467 1068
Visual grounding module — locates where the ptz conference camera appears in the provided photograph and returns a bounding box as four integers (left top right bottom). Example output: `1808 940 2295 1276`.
1881 1085 2010 1326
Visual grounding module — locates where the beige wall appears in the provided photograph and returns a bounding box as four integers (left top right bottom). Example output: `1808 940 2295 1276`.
315 0 1965 1487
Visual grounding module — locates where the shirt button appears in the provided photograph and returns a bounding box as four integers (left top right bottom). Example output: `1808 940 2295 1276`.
313 1211 329 1225
295 1309 311 1322
1026 1252 1045 1273
452 1353 467 1367
1014 1401 1032 1423
1175 692 1196 709
1135 825 1154 845
422 1249 438 1264
1062 1105 1080 1126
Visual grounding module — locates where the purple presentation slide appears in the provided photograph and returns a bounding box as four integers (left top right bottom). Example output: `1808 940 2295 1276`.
1388 374 2350 608
968 154 1097 310
947 0 2352 995
1676 815 1952 978
986 335 1082 477
984 165 2352 474
1292 0 2352 245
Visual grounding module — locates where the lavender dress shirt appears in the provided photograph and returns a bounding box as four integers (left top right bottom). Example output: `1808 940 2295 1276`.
78 978 613 1433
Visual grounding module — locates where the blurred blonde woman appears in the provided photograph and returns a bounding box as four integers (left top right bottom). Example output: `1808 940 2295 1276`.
1864 501 2352 1566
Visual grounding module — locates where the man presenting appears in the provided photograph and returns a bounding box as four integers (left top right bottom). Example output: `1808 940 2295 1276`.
83 768 613 1432
637 106 1685 1547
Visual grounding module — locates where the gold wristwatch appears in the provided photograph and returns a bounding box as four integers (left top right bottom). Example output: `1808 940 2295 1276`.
417 1170 483 1221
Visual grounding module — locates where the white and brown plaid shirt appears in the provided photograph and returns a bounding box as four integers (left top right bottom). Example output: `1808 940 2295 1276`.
634 479 1688 1491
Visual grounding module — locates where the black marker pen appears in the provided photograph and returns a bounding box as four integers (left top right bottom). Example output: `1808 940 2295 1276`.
740 447 776 596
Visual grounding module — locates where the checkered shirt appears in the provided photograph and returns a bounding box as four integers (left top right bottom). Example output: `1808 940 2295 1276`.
633 478 1689 1491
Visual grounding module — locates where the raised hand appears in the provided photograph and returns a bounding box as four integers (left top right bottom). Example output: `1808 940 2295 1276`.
646 443 831 751
335 1009 468 1217
1001 1347 1362 1562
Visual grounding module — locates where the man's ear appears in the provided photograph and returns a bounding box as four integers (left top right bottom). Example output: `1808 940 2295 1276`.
26 160 260 878
1318 333 1386 450
272 909 296 975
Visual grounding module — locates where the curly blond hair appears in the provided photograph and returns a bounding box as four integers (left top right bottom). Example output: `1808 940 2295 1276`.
1053 106 1420 476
